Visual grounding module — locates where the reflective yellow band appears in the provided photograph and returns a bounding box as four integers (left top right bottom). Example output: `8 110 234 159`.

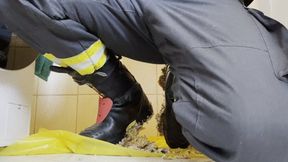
44 53 67 67
44 40 108 75
77 52 107 75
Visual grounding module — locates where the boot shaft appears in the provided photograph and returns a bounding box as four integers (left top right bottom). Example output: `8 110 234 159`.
72 55 137 99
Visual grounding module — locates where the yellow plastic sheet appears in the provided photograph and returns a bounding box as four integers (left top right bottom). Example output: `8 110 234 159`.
148 136 207 159
148 136 169 148
0 129 163 157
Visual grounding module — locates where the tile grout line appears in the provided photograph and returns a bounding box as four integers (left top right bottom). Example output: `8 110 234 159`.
33 95 38 134
33 77 40 134
75 85 80 133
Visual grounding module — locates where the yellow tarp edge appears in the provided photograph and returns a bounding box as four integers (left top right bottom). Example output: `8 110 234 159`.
0 129 163 157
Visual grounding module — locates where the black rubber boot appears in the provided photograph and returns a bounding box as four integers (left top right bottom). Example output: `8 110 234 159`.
163 67 189 148
51 55 153 144
241 0 254 7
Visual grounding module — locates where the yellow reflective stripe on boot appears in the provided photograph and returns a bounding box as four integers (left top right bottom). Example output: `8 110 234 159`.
68 44 106 73
44 40 108 75
77 52 107 75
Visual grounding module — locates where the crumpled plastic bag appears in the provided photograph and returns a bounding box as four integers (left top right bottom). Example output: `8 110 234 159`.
0 129 163 157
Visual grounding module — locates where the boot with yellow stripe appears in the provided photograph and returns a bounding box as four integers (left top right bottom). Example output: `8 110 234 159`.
51 55 153 144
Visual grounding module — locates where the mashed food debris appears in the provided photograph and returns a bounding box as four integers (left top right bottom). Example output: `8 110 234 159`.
119 122 207 159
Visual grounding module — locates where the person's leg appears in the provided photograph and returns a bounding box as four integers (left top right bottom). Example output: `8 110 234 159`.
0 0 161 143
52 54 153 144
143 0 288 161
58 0 164 64
0 0 164 64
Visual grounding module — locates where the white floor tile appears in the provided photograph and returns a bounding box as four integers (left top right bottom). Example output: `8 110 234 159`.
0 154 213 162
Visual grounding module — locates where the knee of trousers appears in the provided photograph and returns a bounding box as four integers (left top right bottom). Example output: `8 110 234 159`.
172 100 242 160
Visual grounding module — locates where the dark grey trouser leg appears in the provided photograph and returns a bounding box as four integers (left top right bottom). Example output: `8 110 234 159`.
0 0 98 58
0 0 164 64
58 0 164 64
139 0 288 161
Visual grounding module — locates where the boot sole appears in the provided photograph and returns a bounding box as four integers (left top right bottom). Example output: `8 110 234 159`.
163 102 190 148
163 70 189 148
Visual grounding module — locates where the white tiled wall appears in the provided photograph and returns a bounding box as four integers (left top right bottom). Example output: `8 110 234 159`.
250 0 288 27
76 95 99 133
35 96 78 132
37 73 78 95
31 58 166 137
